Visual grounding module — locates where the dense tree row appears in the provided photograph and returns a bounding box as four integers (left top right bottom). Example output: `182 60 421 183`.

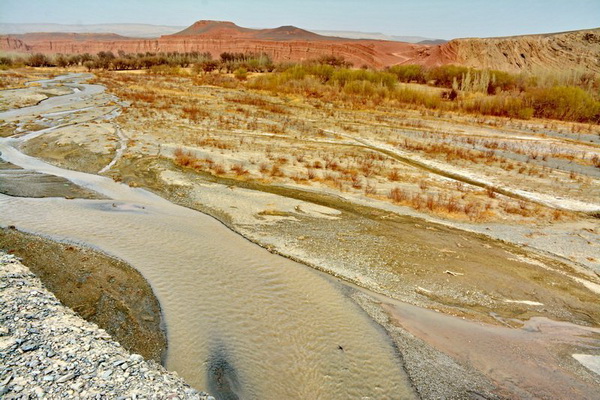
0 51 278 73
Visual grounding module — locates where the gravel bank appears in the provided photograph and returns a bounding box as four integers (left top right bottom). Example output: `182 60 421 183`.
0 252 213 399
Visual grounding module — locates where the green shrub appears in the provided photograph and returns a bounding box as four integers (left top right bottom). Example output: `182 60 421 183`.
426 65 469 87
387 65 426 83
25 53 53 67
526 86 600 123
463 95 532 119
331 69 396 90
147 65 184 76
234 67 248 81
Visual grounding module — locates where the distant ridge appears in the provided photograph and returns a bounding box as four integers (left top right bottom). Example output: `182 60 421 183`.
310 30 446 44
254 26 335 41
11 32 133 41
171 20 253 37
168 20 342 41
0 22 447 44
0 23 184 38
418 39 447 45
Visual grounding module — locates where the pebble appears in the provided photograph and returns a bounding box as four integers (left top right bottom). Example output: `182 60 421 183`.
100 370 113 380
0 252 213 399
56 373 77 383
21 341 39 352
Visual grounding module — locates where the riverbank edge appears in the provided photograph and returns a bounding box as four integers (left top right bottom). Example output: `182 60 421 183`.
0 227 167 363
0 251 214 399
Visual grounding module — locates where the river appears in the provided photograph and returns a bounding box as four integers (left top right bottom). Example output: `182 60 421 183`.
0 74 417 398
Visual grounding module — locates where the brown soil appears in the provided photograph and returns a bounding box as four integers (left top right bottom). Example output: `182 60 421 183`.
0 228 167 363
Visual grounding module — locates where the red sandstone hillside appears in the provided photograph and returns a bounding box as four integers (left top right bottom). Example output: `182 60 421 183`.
171 20 255 38
169 20 344 41
0 20 423 68
1 20 599 73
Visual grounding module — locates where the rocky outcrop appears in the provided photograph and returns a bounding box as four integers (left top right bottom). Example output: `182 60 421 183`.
0 36 30 52
0 252 213 399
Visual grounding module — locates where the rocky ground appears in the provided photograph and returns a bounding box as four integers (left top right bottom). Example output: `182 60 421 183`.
0 252 213 399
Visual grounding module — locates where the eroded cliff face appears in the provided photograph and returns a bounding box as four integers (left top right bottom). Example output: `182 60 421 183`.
435 29 600 73
0 36 31 52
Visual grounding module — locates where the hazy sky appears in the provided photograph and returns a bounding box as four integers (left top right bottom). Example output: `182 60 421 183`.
1 0 598 39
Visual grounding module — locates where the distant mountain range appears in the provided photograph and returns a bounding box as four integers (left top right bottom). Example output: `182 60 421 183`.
310 30 446 44
0 22 446 43
0 23 185 38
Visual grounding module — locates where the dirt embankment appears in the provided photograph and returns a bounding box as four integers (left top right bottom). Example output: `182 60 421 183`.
435 28 600 73
0 228 167 363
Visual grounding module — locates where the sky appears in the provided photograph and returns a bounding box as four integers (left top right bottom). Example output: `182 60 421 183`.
1 0 599 40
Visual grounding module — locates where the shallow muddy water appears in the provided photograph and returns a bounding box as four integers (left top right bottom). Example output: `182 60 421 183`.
0 75 416 398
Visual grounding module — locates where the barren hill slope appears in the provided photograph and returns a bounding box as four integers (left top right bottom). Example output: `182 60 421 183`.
431 28 600 73
171 20 254 37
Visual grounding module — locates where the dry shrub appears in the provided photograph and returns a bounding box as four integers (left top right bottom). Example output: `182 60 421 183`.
259 163 270 174
502 200 534 217
349 173 362 189
227 95 289 114
195 138 234 150
181 105 209 122
231 164 249 176
124 91 157 103
364 184 377 195
388 169 401 181
212 163 226 175
325 158 340 170
270 165 285 177
389 187 411 203
486 187 497 198
389 187 489 220
174 148 196 167
552 209 566 221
